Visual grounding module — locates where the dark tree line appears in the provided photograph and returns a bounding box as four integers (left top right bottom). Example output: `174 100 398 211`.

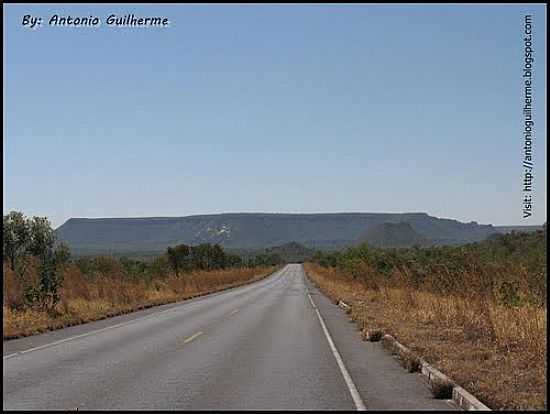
164 244 286 276
166 243 243 275
245 252 284 267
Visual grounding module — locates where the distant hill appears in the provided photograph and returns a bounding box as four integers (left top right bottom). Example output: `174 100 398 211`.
56 212 498 256
360 222 432 248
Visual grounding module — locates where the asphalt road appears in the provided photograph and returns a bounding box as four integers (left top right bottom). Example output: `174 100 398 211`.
3 264 457 410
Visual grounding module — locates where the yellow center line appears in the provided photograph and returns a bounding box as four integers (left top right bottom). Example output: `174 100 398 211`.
182 331 203 344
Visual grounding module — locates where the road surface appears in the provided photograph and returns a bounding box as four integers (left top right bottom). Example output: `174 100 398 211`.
3 264 457 410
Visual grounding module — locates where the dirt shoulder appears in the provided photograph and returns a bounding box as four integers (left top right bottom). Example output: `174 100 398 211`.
304 263 547 410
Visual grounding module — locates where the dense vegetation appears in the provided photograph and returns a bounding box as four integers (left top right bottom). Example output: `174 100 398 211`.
312 227 547 306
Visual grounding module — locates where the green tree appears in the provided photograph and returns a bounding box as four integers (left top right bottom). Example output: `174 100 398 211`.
211 244 226 269
28 216 56 258
3 211 31 272
190 244 210 270
37 250 65 311
167 244 191 276
4 212 71 311
24 245 69 312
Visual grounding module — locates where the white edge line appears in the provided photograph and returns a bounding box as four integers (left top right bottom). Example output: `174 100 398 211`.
5 317 154 359
3 353 18 360
4 268 283 360
3 302 181 360
307 293 367 411
3 303 194 359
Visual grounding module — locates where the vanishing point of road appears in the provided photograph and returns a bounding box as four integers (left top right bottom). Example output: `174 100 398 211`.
3 264 457 410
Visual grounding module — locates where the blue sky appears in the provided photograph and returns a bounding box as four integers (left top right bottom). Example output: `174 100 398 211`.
3 4 547 228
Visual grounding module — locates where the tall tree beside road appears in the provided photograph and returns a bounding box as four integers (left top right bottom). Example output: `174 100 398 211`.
167 244 191 277
3 211 31 272
28 216 56 258
3 211 71 311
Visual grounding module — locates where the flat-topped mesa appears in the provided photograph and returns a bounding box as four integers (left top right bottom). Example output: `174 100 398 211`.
56 213 498 256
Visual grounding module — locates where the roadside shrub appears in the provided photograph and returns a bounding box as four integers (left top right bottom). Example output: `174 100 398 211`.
431 379 454 399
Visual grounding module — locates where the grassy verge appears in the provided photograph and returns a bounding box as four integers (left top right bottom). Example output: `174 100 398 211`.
305 262 546 410
4 265 277 339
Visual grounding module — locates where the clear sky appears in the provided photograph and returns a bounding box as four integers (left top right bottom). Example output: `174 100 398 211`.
3 4 547 228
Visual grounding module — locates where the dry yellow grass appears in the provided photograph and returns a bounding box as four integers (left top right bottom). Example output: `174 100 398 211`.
3 263 276 339
305 263 547 410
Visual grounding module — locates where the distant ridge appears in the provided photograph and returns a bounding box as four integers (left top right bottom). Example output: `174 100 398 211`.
359 222 431 248
55 212 498 256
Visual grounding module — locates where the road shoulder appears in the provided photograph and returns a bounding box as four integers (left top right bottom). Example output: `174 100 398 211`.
305 277 459 411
